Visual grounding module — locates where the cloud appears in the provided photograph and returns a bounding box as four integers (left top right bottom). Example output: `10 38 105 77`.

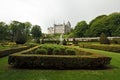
0 0 120 33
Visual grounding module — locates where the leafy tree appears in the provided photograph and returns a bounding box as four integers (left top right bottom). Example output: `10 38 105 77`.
0 22 8 41
99 33 110 44
104 12 120 36
85 15 108 37
10 21 24 41
10 21 29 44
24 22 32 40
15 30 26 44
74 21 88 37
31 25 42 43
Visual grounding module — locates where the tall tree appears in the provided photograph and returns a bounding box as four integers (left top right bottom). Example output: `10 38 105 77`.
74 21 88 37
31 25 42 43
9 21 28 44
105 12 120 36
86 15 108 37
24 22 32 40
0 22 8 41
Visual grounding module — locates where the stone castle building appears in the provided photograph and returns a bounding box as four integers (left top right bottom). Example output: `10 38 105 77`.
48 21 71 34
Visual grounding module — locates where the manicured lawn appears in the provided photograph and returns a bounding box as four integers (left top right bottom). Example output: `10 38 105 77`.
0 48 120 80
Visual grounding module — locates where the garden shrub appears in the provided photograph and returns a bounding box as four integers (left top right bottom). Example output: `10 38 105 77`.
62 39 67 45
99 33 110 44
65 49 76 55
35 48 47 54
40 44 66 55
53 48 62 55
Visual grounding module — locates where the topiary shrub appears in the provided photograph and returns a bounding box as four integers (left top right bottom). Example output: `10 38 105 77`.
62 39 67 45
65 49 76 55
99 33 110 44
35 48 47 54
53 48 61 55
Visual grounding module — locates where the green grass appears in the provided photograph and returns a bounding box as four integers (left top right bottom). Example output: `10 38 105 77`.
0 48 120 80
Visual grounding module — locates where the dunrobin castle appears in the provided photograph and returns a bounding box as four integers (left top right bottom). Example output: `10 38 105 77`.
48 21 71 34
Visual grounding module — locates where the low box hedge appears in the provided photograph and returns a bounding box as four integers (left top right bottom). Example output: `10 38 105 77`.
0 46 31 58
79 44 120 53
8 45 112 69
8 55 111 69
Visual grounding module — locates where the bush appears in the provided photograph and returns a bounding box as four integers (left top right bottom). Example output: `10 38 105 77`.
53 48 61 55
65 49 76 55
40 44 66 55
35 48 47 54
99 33 110 44
62 39 67 45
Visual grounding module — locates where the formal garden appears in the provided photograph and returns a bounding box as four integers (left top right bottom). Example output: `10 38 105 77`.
0 41 120 80
0 35 120 80
0 12 120 80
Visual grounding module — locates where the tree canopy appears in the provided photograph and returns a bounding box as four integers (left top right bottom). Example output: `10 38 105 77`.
70 12 120 37
31 25 42 43
74 21 88 37
0 20 42 43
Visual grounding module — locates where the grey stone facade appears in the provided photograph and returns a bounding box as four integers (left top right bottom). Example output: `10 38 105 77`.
48 21 71 34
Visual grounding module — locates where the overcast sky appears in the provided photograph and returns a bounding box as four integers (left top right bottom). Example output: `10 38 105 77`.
0 0 120 33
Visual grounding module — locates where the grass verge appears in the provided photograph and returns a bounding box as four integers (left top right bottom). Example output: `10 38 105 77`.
0 47 120 80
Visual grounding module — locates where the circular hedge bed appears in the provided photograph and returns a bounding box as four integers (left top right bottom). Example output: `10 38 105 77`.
8 44 112 69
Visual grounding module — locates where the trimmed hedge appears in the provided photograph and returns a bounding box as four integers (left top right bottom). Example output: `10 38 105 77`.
65 49 76 55
8 45 112 69
35 48 47 54
8 55 111 69
41 39 60 44
0 46 31 58
79 44 120 53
